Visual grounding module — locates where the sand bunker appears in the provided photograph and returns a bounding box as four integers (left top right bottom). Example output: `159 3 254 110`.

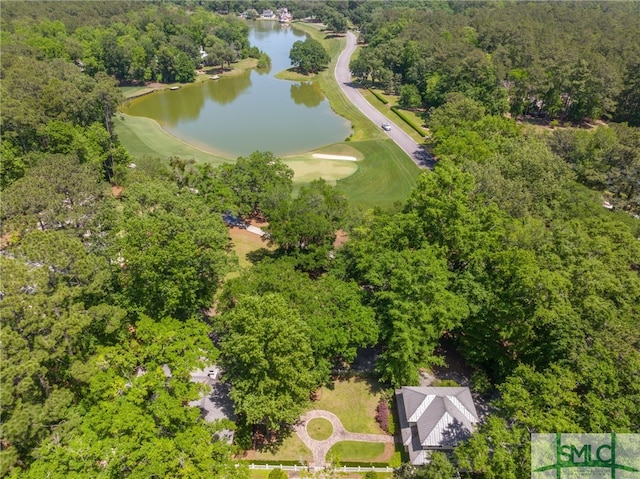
311 153 358 161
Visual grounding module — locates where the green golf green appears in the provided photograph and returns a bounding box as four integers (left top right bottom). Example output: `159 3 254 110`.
115 21 420 209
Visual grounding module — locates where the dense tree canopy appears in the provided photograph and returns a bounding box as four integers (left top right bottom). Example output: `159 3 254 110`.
112 179 234 320
1 3 251 85
217 294 317 438
289 37 330 75
219 258 378 381
267 179 347 253
3 3 640 478
347 1 640 123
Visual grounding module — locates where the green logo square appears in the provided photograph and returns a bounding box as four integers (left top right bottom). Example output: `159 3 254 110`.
532 434 640 478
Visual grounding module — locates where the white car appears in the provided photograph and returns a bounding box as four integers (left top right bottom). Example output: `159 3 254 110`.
381 122 391 131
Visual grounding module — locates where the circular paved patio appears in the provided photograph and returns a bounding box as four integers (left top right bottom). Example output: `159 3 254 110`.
294 409 393 468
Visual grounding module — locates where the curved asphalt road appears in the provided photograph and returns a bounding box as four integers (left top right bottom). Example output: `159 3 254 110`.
334 31 434 169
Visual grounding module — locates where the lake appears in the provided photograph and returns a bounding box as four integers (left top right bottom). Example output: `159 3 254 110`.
123 21 352 158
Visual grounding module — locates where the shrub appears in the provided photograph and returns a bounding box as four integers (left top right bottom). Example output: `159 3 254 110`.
364 471 379 479
269 469 288 479
257 53 271 69
368 88 389 105
391 106 426 136
433 378 460 387
375 398 390 432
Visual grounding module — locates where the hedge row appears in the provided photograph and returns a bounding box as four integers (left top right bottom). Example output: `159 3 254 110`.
367 88 389 105
391 106 426 137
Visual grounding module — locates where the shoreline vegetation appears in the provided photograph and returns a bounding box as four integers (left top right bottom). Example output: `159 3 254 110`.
116 19 420 207
121 57 260 100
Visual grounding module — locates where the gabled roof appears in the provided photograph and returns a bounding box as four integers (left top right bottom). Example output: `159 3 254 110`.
396 386 479 464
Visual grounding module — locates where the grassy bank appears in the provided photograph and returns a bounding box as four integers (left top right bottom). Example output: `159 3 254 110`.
114 114 231 165
289 23 386 143
277 22 420 207
116 21 419 209
360 88 428 144
336 140 420 208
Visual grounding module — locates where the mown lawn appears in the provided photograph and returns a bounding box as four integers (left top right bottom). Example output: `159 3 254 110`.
360 88 429 144
328 441 386 463
243 378 393 469
243 433 313 463
114 114 232 165
307 418 333 441
336 140 421 208
116 22 420 210
312 377 387 434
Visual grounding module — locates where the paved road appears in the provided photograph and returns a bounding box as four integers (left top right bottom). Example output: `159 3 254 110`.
295 409 394 468
334 32 434 169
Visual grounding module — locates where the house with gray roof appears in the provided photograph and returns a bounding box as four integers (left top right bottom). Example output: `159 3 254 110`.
396 386 479 465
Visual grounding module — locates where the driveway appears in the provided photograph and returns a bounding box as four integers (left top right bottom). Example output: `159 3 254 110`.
295 409 394 468
334 32 435 169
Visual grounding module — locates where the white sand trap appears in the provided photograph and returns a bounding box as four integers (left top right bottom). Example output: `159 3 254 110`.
312 153 358 161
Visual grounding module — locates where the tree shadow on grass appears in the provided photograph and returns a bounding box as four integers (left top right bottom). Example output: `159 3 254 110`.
246 247 277 265
250 423 294 455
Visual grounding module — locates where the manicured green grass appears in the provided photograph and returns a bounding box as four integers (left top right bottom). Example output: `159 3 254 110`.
307 418 334 441
116 23 420 209
119 86 157 99
274 68 316 81
336 140 421 208
248 470 272 479
246 433 313 463
328 441 386 463
244 378 392 467
197 57 260 81
312 378 386 434
360 88 428 144
284 158 358 185
114 114 232 165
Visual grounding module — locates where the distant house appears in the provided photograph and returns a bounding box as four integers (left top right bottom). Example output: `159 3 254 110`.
261 9 276 19
396 386 479 465
277 7 293 22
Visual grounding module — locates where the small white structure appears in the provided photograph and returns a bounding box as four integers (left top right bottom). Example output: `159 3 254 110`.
261 9 276 19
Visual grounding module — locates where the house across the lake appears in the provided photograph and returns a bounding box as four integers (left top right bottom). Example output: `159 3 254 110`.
278 7 293 22
396 386 479 465
261 9 276 19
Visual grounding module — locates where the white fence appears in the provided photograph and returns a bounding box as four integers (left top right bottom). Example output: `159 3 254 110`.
245 463 394 473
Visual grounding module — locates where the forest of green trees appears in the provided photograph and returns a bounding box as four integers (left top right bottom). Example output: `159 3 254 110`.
1 1 639 478
347 1 640 125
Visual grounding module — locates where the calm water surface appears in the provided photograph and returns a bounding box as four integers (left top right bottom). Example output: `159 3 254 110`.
124 22 351 157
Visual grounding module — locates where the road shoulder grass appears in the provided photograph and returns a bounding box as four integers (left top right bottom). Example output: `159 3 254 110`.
116 22 420 209
336 140 420 208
